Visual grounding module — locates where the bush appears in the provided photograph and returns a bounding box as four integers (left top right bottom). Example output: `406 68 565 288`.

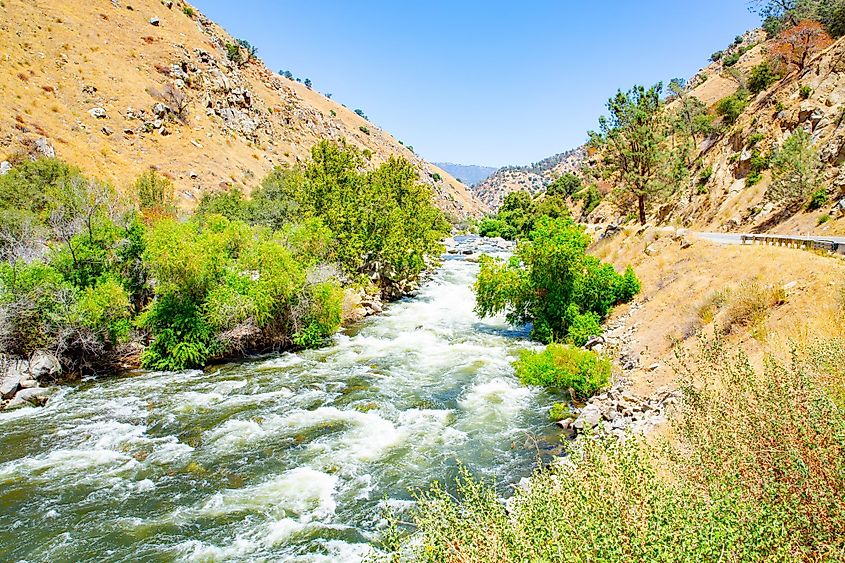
182 6 194 17
548 402 569 421
359 125 370 135
800 84 813 99
807 187 829 210
514 343 610 398
710 50 723 62
224 43 242 65
546 173 582 197
474 216 638 343
722 280 786 333
817 213 831 225
698 166 713 184
748 61 781 94
401 337 845 561
715 91 749 125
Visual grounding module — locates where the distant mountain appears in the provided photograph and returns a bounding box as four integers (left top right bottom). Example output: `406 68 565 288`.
433 163 499 187
471 147 586 209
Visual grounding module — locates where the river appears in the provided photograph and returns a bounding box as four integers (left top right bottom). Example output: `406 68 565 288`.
0 242 556 561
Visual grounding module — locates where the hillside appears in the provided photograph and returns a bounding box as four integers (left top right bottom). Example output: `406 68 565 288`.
432 162 497 187
0 0 484 218
583 30 845 235
471 147 584 209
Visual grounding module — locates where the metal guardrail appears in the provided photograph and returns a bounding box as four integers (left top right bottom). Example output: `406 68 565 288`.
740 234 845 255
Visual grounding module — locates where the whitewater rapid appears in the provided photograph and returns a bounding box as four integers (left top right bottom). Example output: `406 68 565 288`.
0 250 556 561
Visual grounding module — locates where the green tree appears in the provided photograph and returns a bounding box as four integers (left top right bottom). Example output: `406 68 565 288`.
766 128 821 207
589 84 668 224
474 216 638 343
546 173 582 197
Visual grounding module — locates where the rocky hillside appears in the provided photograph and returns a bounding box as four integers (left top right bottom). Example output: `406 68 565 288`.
584 31 845 235
0 0 484 218
472 147 585 209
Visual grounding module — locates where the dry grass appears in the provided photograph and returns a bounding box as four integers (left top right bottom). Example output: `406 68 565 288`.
721 281 786 334
590 227 845 395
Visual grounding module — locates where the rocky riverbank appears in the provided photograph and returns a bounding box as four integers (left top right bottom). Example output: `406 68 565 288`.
0 352 60 410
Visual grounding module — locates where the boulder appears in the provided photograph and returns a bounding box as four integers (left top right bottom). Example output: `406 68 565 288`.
4 387 51 409
29 351 61 380
149 17 160 26
0 369 22 399
573 404 602 431
0 161 10 175
35 137 55 158
89 107 107 119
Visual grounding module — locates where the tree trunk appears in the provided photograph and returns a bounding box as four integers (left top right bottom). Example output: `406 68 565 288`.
638 195 646 225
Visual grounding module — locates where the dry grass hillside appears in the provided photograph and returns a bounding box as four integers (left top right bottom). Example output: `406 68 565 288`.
591 225 845 397
0 0 484 218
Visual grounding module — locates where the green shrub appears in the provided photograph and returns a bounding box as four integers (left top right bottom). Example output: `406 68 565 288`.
748 61 781 94
817 213 831 225
224 42 242 65
710 50 723 62
546 173 582 197
698 166 713 184
548 402 569 421
359 125 370 135
807 187 828 210
573 184 603 216
474 216 638 344
715 91 749 125
514 343 610 398
799 85 813 99
182 6 194 17
292 281 343 348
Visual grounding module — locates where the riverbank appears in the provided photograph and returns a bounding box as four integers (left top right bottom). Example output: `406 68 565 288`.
0 239 554 561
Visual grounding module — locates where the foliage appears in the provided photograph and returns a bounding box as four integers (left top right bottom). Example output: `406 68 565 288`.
514 343 610 399
546 173 582 198
256 141 449 289
806 187 828 210
474 216 638 343
224 42 242 65
715 90 749 125
748 60 782 93
235 39 257 63
401 337 845 561
766 128 821 207
548 402 569 421
772 20 833 70
799 84 812 99
480 189 574 241
135 169 175 222
572 184 603 217
589 83 671 224
745 149 770 186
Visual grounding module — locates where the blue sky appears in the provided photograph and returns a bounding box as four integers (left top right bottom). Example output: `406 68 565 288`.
193 1 759 167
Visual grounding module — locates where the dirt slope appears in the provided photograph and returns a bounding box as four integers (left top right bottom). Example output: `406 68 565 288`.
0 0 484 218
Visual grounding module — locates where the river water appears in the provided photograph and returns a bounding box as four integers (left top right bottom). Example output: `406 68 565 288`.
0 247 555 561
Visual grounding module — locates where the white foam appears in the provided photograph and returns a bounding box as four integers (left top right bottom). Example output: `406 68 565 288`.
198 467 338 520
458 377 533 422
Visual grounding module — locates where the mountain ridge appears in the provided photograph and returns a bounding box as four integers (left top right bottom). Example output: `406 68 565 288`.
0 0 485 218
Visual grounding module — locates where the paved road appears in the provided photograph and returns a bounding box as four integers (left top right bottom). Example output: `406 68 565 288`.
695 231 845 245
